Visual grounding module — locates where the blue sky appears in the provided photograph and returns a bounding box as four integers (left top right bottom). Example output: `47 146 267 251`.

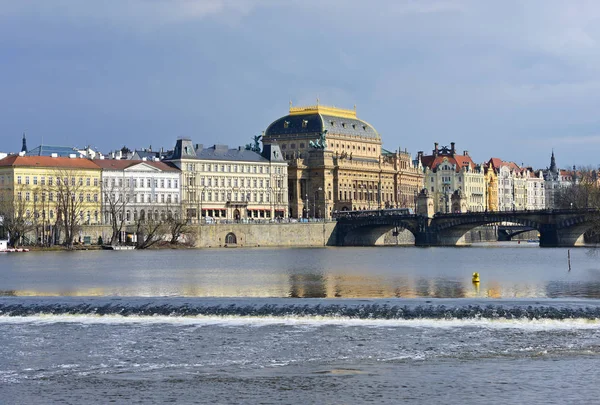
1 0 600 169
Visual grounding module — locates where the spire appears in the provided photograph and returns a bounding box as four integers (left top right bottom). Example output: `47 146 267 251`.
21 132 27 153
549 149 557 174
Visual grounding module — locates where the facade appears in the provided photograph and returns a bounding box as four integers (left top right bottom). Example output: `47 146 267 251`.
524 168 545 210
165 140 288 222
93 159 182 225
419 143 486 213
262 103 423 218
0 155 102 243
543 151 577 209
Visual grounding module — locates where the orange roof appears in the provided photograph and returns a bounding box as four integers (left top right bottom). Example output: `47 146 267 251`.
420 154 476 173
0 155 101 170
486 158 520 172
92 159 180 172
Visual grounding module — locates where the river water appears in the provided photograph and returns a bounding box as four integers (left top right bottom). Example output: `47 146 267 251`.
1 243 600 404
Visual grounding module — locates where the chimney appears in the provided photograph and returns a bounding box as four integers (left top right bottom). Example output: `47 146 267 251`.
464 150 469 156
417 151 423 161
51 153 58 158
434 143 439 156
451 142 455 154
142 157 147 161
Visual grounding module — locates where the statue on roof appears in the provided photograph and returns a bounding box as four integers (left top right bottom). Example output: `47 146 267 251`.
245 134 262 153
309 130 328 150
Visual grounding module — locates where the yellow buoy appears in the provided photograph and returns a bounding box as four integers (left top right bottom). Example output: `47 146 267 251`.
472 272 480 283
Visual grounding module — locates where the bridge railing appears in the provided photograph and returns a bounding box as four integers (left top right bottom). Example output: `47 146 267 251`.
333 208 416 220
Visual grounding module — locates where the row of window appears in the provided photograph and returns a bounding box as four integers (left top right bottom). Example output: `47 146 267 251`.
185 163 285 175
105 192 179 204
196 177 273 188
105 209 179 223
17 191 99 203
104 177 179 189
25 209 100 223
14 176 99 187
189 191 275 203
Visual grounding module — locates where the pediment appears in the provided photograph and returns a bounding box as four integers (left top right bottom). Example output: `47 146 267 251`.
124 162 162 172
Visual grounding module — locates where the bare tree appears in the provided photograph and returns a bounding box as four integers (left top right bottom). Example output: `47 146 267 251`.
102 176 132 245
0 185 35 247
554 167 600 243
53 169 88 249
134 208 167 249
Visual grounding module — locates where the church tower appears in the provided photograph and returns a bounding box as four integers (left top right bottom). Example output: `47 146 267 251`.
21 132 27 153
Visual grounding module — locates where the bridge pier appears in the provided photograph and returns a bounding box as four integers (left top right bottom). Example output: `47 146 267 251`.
539 225 586 248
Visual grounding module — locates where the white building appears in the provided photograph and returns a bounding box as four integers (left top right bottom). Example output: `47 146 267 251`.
94 159 182 224
524 168 546 210
165 140 289 222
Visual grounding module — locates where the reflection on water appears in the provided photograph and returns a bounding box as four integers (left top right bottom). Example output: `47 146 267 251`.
1 246 600 299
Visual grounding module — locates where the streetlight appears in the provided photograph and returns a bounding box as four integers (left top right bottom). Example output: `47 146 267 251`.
305 193 309 219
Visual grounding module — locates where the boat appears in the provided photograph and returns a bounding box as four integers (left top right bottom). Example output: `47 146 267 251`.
0 240 29 253
102 245 136 251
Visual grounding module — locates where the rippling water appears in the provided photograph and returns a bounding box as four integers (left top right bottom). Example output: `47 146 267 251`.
1 245 600 404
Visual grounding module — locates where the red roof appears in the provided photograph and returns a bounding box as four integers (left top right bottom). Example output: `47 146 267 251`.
92 159 180 172
420 153 476 173
486 158 520 172
0 155 101 170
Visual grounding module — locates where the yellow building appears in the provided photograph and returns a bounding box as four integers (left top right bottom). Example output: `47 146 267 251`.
262 103 424 218
0 155 102 245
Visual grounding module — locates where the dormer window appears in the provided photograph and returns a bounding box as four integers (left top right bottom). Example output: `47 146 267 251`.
362 125 366 130
342 123 346 128
330 121 335 126
352 124 356 129
302 120 308 128
284 121 289 129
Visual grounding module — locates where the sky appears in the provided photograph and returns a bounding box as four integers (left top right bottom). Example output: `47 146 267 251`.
1 0 600 169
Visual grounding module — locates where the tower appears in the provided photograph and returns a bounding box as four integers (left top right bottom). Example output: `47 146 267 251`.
21 132 27 153
549 150 557 175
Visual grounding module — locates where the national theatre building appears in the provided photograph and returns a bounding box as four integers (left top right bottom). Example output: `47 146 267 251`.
262 103 423 219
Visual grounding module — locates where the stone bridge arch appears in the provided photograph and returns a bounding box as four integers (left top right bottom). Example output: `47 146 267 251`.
337 219 420 246
430 214 542 246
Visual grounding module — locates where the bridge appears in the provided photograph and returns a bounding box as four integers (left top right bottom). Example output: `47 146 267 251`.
334 209 600 247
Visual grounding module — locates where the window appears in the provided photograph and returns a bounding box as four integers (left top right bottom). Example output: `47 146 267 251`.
283 121 289 128
86 178 90 186
302 120 308 128
33 176 38 185
25 176 29 185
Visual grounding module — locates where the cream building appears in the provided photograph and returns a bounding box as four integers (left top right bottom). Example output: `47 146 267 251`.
262 103 423 218
165 140 288 222
419 143 486 213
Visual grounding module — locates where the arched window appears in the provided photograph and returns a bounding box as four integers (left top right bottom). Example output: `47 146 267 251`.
225 233 237 244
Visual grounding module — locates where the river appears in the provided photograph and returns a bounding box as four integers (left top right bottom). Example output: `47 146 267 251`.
1 244 600 404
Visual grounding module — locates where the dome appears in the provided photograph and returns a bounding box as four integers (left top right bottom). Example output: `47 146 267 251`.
264 105 380 140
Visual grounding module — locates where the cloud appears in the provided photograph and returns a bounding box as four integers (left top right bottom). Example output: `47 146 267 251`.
0 0 268 27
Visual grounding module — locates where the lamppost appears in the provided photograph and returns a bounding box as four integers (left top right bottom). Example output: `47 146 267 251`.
305 193 309 219
198 186 205 224
315 187 322 219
